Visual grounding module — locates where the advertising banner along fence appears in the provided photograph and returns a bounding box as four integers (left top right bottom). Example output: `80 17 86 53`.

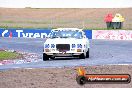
92 30 132 40
0 28 92 39
0 28 51 38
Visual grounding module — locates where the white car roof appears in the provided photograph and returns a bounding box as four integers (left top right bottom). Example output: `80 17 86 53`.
52 28 83 32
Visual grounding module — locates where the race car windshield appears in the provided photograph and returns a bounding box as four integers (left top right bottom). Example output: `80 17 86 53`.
50 30 83 39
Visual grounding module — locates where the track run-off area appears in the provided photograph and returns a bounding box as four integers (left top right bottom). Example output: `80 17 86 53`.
0 37 132 70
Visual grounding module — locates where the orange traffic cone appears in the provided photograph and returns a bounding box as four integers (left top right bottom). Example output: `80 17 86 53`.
77 67 86 76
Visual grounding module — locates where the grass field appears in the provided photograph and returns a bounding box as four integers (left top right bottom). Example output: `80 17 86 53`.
0 8 132 29
0 51 22 61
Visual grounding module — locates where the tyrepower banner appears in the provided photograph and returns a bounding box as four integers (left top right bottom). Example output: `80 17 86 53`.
0 28 92 39
0 28 51 38
92 30 132 40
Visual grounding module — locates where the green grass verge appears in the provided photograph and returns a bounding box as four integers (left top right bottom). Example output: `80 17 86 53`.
0 25 130 30
83 28 129 30
0 25 53 29
0 51 22 61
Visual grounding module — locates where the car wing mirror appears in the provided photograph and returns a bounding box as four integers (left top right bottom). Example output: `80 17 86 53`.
83 36 86 38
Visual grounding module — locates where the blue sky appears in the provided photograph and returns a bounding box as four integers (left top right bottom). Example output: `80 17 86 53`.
0 0 132 8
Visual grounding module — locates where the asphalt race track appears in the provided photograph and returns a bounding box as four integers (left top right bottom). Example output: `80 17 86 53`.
0 37 132 70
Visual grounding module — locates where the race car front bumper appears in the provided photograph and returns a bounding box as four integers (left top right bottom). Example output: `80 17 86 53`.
45 53 82 57
43 48 86 57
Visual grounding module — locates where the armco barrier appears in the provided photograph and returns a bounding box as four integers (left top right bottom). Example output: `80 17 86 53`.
92 30 132 40
0 28 92 39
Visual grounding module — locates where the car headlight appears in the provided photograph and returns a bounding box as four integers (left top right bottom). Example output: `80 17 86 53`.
51 49 55 51
72 44 76 48
77 49 82 52
45 49 50 52
45 44 50 48
77 44 82 48
51 44 55 48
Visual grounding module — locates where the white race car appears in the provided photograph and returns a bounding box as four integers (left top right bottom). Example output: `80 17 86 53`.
43 28 90 61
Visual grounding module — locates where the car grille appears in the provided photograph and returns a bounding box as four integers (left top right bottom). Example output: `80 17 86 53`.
56 44 70 51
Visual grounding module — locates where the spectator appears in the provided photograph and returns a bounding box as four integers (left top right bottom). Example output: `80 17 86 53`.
112 13 125 29
104 13 113 29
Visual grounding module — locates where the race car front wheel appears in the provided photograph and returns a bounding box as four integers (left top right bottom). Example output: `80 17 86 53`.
43 53 49 61
79 53 85 59
86 48 89 58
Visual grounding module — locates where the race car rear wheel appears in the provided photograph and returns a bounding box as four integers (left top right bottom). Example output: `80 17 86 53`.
43 53 49 61
86 48 89 58
79 53 85 59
